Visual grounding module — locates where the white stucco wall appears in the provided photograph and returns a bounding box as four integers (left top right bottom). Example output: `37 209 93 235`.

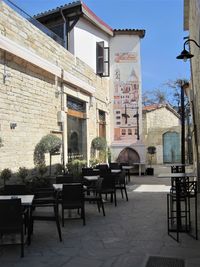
109 33 145 162
69 17 110 72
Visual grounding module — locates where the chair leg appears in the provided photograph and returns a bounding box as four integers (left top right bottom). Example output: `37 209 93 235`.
101 200 105 216
21 228 24 258
62 206 64 227
121 188 124 198
81 206 86 225
114 191 117 206
124 188 128 201
54 206 62 242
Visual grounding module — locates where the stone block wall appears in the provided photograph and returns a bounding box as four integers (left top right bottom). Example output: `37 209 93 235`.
0 2 110 171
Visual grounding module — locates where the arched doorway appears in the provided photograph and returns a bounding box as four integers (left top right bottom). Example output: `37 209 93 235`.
117 147 140 164
163 131 181 163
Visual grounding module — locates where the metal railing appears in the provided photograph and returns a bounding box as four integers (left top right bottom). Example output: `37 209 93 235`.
3 0 64 46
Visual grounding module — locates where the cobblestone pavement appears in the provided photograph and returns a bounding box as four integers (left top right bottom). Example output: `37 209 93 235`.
0 165 200 267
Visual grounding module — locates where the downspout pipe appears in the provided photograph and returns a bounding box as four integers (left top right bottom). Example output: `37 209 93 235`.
60 8 67 49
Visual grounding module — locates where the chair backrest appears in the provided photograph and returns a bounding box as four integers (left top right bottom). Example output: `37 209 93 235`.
4 184 27 195
62 183 84 204
109 162 120 170
0 199 22 231
115 170 126 185
101 171 115 189
96 164 109 171
56 175 74 184
82 167 96 176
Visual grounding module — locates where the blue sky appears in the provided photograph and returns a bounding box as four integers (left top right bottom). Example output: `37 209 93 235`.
11 0 190 95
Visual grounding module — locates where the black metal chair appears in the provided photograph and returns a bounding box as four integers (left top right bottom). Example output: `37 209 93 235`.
84 177 105 216
167 179 198 242
100 169 117 206
115 170 128 201
31 187 62 242
61 183 85 226
0 199 24 257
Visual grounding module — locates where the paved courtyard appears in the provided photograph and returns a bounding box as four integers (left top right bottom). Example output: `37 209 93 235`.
0 165 200 267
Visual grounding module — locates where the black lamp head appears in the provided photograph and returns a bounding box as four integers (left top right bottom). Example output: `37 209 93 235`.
176 49 194 61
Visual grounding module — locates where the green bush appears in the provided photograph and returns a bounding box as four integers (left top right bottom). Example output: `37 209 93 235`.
0 168 12 186
34 134 61 166
91 137 107 151
67 159 87 179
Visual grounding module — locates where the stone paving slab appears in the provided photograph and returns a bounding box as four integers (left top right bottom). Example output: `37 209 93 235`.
0 167 200 267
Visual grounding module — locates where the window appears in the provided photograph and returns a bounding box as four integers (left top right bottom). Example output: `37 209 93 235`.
128 129 132 135
122 129 126 135
96 41 110 77
99 110 106 138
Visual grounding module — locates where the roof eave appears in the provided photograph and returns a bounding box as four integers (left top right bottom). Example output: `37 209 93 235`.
114 29 145 38
81 2 113 36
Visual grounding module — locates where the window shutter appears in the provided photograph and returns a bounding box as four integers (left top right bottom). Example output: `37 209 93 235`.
96 41 110 77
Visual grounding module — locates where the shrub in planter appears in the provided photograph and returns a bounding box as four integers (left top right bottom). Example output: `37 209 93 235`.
0 168 12 186
66 159 87 181
146 146 156 175
91 137 107 162
34 134 61 166
91 137 107 151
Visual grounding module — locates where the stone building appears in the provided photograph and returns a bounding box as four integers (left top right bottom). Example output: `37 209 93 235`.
183 0 200 177
0 1 145 171
142 104 181 164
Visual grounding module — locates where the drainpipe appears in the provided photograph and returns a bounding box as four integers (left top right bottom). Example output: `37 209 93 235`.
60 8 68 49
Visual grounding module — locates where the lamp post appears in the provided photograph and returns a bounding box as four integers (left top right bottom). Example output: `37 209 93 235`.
177 38 200 166
176 38 200 61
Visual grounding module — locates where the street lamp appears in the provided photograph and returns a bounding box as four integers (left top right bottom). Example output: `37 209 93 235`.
176 38 200 61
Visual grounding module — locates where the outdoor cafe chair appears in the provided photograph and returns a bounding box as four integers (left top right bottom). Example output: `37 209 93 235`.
31 187 62 242
115 170 128 201
100 169 117 206
84 177 105 216
0 198 25 257
61 183 85 226
109 162 120 170
56 174 74 184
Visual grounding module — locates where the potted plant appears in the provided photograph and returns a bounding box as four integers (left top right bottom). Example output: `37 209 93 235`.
66 159 87 181
91 137 107 163
34 134 62 175
146 146 156 175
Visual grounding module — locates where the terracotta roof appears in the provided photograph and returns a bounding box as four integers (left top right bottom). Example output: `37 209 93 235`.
34 1 81 18
143 104 163 111
143 104 180 118
34 1 145 38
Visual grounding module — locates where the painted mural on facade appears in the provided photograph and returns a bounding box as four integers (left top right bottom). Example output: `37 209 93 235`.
113 52 139 142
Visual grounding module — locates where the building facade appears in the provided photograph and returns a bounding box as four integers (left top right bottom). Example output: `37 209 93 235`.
183 0 200 176
142 104 181 164
0 1 145 172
